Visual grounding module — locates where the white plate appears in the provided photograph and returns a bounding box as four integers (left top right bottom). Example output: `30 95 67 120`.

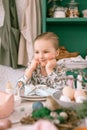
20 95 47 101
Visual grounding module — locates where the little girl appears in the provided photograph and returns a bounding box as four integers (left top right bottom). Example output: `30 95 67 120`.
17 32 66 90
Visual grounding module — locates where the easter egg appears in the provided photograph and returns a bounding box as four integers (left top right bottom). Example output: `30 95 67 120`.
50 111 58 118
60 95 71 102
32 101 43 111
75 96 87 103
74 89 86 99
59 112 68 120
62 86 75 100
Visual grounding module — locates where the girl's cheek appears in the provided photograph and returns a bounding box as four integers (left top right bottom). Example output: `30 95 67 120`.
34 55 38 60
47 54 56 60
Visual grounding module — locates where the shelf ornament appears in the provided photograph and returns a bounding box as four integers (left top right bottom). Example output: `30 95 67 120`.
48 0 63 17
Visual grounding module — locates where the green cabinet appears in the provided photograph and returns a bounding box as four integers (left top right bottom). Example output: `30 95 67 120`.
42 0 87 57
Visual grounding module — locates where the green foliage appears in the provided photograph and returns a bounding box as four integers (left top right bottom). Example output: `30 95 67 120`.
57 116 64 123
76 100 87 118
54 109 64 114
32 107 51 119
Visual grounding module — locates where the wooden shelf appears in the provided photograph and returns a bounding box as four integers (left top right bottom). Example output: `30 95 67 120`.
46 18 87 23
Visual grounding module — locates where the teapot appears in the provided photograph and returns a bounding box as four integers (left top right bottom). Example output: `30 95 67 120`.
53 7 66 18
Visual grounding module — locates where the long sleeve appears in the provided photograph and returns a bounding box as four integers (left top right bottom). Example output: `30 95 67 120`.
47 70 66 90
17 64 66 90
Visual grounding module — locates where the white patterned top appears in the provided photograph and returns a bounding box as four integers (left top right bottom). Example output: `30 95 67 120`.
18 64 66 90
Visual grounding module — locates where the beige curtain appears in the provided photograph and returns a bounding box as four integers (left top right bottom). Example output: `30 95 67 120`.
17 0 41 66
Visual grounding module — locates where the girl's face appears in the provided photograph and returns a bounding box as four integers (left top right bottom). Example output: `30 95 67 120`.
34 39 58 67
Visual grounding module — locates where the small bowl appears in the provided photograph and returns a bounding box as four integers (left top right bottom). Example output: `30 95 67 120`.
52 91 83 110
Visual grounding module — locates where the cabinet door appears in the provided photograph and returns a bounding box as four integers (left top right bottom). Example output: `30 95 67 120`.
42 0 87 57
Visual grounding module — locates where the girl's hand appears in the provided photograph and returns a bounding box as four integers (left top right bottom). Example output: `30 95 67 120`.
46 59 57 75
27 59 39 72
25 59 39 79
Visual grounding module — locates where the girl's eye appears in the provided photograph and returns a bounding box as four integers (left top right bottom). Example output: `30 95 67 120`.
44 51 49 53
35 51 39 54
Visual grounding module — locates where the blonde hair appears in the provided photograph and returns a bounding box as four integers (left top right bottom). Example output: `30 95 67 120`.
34 32 59 50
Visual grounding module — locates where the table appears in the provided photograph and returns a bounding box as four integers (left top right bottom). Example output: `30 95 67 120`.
5 96 86 130
7 99 46 129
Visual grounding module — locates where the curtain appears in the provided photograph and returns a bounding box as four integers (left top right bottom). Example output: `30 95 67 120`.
17 0 41 66
0 0 20 68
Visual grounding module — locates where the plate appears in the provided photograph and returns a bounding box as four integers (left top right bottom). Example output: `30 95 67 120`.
19 84 56 101
65 61 87 69
20 95 47 101
52 91 83 109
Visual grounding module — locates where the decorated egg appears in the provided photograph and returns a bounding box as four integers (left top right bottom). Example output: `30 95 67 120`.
59 112 68 120
74 89 87 99
62 86 75 100
75 96 87 103
32 101 43 111
60 95 71 102
50 111 58 118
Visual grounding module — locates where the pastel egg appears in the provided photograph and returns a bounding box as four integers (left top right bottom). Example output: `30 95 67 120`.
74 89 86 99
59 112 68 120
50 112 58 118
60 95 71 102
75 96 87 103
62 86 75 100
32 101 43 111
